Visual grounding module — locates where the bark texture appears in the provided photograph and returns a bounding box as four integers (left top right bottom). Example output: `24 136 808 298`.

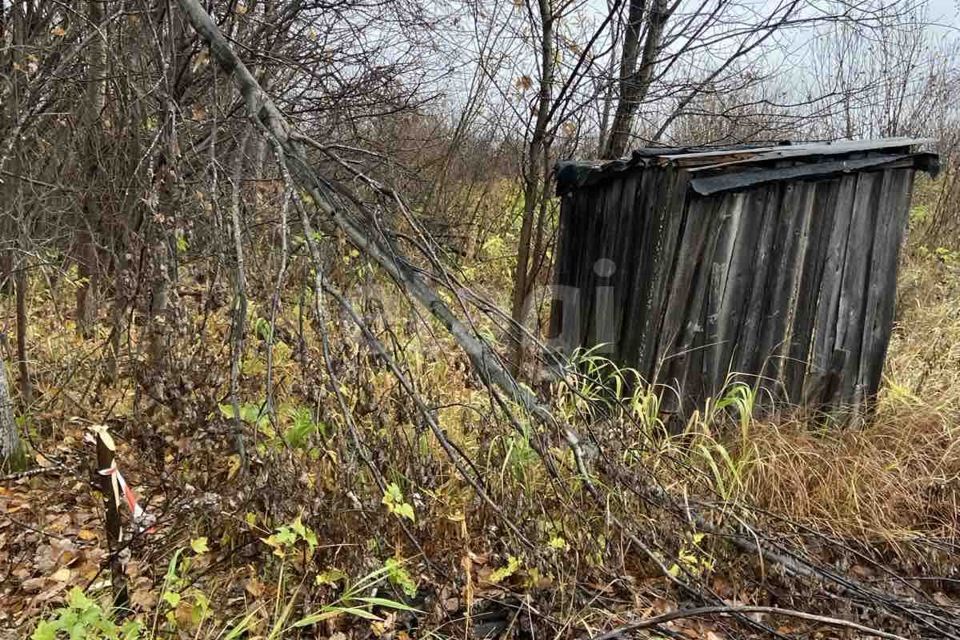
76 0 107 338
603 0 669 159
0 357 21 470
508 0 555 374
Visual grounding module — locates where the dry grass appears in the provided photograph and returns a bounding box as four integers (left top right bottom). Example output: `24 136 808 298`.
4 230 959 637
724 252 960 542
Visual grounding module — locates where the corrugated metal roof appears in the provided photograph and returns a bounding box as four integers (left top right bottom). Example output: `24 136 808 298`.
555 138 938 195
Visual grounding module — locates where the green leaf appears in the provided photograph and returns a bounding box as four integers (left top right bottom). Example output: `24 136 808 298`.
66 587 93 610
162 591 181 607
69 620 89 639
547 536 567 550
382 483 404 506
384 558 417 597
354 596 421 612
121 620 144 640
394 502 415 522
489 556 521 584
382 483 415 521
239 403 261 424
190 537 209 555
222 610 259 640
303 528 318 551
31 621 58 640
314 568 346 586
254 317 272 340
291 516 306 537
291 607 381 628
284 406 320 448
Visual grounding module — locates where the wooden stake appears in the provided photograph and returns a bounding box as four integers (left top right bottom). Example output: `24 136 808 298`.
93 425 129 611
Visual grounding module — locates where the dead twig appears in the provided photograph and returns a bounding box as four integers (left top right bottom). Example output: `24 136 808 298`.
583 605 909 640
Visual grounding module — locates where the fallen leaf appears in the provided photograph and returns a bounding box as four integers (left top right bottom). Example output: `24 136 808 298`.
21 577 46 593
35 581 69 603
245 577 265 598
131 587 158 610
190 537 209 554
35 453 56 468
50 567 72 582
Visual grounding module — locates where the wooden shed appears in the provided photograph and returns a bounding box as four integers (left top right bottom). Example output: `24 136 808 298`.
550 138 938 418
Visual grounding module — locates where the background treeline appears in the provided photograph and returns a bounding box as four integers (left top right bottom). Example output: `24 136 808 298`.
2 1 958 391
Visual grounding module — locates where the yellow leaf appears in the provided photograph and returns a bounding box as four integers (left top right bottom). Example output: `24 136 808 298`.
89 425 116 451
77 529 98 541
190 537 209 554
35 453 55 468
226 455 241 480
245 577 265 597
51 567 72 582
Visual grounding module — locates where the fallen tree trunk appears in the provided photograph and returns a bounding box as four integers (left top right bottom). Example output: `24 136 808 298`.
174 3 960 637
583 605 910 640
174 0 567 443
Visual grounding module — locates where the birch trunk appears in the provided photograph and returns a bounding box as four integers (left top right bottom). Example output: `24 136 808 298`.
0 357 22 470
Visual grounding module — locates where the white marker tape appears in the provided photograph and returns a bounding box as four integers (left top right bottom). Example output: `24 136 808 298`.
98 462 156 534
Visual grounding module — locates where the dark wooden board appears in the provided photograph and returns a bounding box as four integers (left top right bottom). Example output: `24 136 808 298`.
550 149 923 421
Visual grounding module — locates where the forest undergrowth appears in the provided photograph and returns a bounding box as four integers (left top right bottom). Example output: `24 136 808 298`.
1 231 958 639
3 0 960 636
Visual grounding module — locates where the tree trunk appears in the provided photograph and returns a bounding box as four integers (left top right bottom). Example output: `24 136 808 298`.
0 250 12 295
105 227 129 383
15 250 31 406
0 356 22 471
75 227 99 338
227 130 250 473
597 5 621 156
603 0 668 159
508 0 555 375
147 8 186 376
76 0 107 338
147 148 178 376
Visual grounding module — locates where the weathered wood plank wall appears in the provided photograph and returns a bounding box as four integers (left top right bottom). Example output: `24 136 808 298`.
551 142 935 419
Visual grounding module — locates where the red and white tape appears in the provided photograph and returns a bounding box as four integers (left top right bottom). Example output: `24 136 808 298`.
98 461 155 534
